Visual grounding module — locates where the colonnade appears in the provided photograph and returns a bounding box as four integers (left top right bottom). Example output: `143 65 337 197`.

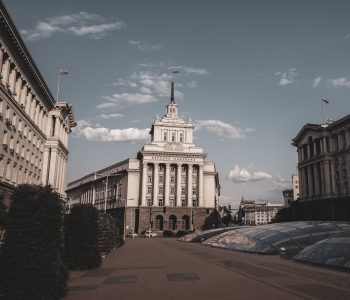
141 162 204 207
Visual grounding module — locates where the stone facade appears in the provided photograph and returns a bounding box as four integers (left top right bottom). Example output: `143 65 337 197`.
292 115 350 201
66 82 220 233
0 2 76 200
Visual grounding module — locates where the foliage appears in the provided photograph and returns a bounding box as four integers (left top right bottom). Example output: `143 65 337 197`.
0 184 67 300
220 206 233 227
98 213 117 253
202 209 221 230
64 204 101 270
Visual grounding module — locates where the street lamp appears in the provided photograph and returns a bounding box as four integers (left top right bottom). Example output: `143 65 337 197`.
56 69 69 100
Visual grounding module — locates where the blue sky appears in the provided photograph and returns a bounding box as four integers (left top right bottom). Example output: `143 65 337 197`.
5 0 350 207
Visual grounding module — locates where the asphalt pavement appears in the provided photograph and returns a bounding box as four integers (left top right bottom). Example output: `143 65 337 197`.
64 238 350 300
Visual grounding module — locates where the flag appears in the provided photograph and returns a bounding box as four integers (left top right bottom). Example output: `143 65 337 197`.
59 69 69 75
172 70 180 74
321 97 329 104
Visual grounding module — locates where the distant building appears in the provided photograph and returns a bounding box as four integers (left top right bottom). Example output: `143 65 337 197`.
282 189 293 207
66 83 220 234
0 2 76 204
292 115 350 201
239 198 282 225
292 174 300 200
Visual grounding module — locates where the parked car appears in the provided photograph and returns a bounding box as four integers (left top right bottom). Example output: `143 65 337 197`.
143 230 157 238
127 232 138 238
163 230 175 238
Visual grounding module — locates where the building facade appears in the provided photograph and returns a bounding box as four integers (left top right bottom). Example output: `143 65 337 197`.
0 1 76 203
66 83 220 234
292 115 350 202
238 199 282 225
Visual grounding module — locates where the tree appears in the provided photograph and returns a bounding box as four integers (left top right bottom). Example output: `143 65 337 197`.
221 206 233 227
0 185 67 300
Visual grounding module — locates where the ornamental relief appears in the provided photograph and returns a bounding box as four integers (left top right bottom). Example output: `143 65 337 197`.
164 142 183 152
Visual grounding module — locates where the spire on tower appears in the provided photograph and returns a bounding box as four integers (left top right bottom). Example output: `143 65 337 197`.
170 81 175 102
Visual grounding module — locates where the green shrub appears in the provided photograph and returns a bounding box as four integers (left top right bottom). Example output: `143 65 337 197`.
64 204 101 269
98 213 117 253
0 184 67 300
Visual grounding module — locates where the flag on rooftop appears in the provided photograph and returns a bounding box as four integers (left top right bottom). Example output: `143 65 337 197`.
321 97 329 104
59 69 69 75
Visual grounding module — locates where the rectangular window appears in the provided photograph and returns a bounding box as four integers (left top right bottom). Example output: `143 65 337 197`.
159 165 164 171
158 199 164 206
182 199 187 207
147 186 152 194
148 164 152 171
159 176 163 183
192 187 196 195
182 187 186 195
182 166 186 172
170 187 175 194
163 131 167 141
148 176 152 183
171 165 176 172
171 132 175 142
180 132 183 142
193 199 198 207
158 186 163 194
192 177 197 184
147 198 152 206
181 177 186 184
170 176 175 183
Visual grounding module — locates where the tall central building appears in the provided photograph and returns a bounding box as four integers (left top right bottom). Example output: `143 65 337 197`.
66 83 220 234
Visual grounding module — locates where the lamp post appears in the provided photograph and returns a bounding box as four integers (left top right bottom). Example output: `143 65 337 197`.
56 69 69 100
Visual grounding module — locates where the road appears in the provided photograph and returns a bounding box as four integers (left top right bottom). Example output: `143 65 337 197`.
65 238 350 300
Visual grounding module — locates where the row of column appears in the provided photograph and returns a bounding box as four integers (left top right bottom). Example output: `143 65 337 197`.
299 131 350 161
0 46 49 134
141 162 204 207
299 160 334 199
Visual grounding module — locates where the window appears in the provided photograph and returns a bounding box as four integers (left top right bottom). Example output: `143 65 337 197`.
193 199 198 207
170 176 175 183
163 131 167 141
192 177 197 184
171 165 176 172
147 186 152 194
180 132 183 142
192 166 197 172
159 176 163 183
159 165 164 171
148 164 152 171
158 199 164 206
147 198 152 206
182 187 186 195
148 176 152 183
192 187 196 195
171 132 175 142
170 187 175 194
181 177 186 184
182 199 187 207
158 186 163 194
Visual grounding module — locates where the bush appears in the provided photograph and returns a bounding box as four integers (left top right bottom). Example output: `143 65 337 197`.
0 184 67 300
64 204 101 269
98 213 117 253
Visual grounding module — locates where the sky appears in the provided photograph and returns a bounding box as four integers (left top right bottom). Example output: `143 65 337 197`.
4 0 350 208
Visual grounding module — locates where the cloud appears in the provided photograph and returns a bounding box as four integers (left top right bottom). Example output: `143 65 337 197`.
312 76 322 87
227 165 272 183
346 33 350 39
195 120 253 140
187 81 197 88
20 11 125 41
97 93 157 109
328 77 350 88
169 65 209 76
72 120 150 142
99 113 124 119
275 68 298 86
129 40 161 50
272 176 291 188
112 79 138 88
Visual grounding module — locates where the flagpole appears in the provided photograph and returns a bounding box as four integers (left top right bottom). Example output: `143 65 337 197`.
322 98 324 125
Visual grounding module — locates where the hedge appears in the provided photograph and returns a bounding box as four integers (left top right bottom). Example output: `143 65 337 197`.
64 204 101 270
0 184 67 300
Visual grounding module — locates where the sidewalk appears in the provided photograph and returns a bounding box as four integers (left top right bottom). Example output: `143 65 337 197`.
65 238 350 300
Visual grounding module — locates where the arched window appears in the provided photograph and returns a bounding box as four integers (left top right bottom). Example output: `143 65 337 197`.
181 215 190 230
155 215 164 230
169 215 177 230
